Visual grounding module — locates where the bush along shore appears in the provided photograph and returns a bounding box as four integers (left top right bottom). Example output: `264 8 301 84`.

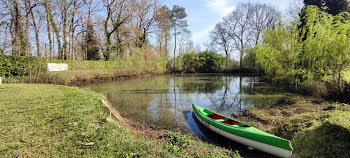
0 84 239 158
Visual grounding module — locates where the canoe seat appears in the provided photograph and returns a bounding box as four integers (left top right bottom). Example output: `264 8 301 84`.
222 120 239 125
207 113 225 120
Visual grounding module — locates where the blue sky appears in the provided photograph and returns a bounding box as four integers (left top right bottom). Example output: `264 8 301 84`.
162 0 297 50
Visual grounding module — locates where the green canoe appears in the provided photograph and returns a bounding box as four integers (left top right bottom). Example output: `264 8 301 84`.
192 104 293 157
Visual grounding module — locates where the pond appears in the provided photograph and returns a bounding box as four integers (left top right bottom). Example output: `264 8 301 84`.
85 74 293 156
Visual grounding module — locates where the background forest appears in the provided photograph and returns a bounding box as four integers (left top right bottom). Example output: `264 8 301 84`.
1 0 350 102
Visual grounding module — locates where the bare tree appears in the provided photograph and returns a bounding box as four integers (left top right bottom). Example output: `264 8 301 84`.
178 28 190 55
0 0 184 63
0 1 11 54
44 0 62 59
170 5 187 69
4 0 27 56
24 0 31 56
155 5 171 57
132 0 158 48
249 3 280 46
57 0 74 60
223 3 253 69
26 0 42 57
103 0 131 60
287 0 304 21
210 22 232 58
212 2 281 69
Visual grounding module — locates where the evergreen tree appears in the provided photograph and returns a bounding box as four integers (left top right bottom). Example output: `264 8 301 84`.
170 5 187 70
84 20 101 60
303 0 350 15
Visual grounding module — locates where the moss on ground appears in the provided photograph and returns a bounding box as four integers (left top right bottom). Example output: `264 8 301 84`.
0 84 237 158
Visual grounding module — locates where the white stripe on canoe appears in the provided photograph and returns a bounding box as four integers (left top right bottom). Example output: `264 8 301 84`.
194 112 293 158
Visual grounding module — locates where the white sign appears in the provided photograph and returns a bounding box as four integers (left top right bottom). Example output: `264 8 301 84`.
47 63 69 72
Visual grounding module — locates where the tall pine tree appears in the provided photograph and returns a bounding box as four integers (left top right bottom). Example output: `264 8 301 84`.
84 20 101 60
170 5 187 70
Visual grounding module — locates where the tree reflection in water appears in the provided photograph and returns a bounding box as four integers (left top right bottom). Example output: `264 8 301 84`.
86 74 292 135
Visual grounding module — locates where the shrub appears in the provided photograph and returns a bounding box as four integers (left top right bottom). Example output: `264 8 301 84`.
49 60 117 70
164 131 191 149
0 55 47 78
172 51 229 73
301 80 328 98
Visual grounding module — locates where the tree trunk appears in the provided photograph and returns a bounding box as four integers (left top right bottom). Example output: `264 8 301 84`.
173 26 177 70
240 41 244 69
29 2 40 57
63 8 68 60
165 33 168 58
11 0 20 56
45 0 61 59
46 9 53 59
70 3 76 60
24 0 30 56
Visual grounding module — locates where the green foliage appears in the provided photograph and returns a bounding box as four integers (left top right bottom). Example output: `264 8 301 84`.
116 48 168 74
181 53 200 73
164 131 192 149
274 110 350 157
172 51 229 73
0 55 47 78
257 6 350 91
345 70 350 82
242 48 257 69
84 20 101 60
51 48 167 74
299 7 350 89
197 51 227 72
50 60 118 70
256 23 301 85
303 0 350 15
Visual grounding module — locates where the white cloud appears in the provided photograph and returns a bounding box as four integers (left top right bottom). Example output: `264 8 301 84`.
206 0 236 17
190 0 236 50
192 24 215 48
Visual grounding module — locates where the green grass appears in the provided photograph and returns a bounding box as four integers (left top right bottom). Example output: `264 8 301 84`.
4 69 151 85
50 60 119 70
241 95 350 157
274 108 350 158
0 84 237 157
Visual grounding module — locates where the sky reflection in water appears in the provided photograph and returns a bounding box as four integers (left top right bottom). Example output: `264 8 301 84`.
86 74 291 138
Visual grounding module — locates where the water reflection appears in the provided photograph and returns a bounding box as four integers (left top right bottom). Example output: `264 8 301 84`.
85 73 290 140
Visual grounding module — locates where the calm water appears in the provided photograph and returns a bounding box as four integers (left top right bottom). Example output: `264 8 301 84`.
85 74 292 156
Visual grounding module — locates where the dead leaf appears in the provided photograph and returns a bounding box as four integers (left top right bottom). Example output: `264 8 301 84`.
20 139 26 143
1 130 7 134
130 141 134 144
85 142 95 146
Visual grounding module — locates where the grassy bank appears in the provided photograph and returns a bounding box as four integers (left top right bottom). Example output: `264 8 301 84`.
0 84 238 157
241 96 350 157
4 69 157 86
40 69 155 85
1 50 167 85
